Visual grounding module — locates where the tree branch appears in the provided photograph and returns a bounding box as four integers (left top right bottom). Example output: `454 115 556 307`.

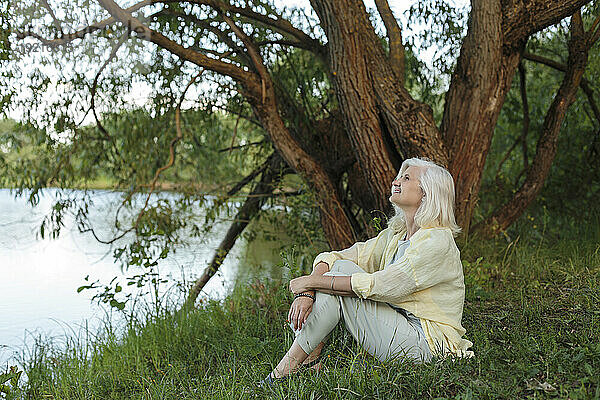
15 0 154 45
217 140 265 153
522 51 566 72
155 9 254 68
184 153 285 308
523 51 600 125
518 62 530 171
502 0 592 45
374 0 405 85
587 13 600 45
225 160 269 197
95 0 257 87
220 12 268 81
183 0 327 61
18 0 327 61
477 10 589 236
254 39 304 48
21 0 256 83
39 0 63 34
494 61 531 186
90 34 127 146
93 0 354 248
580 81 600 125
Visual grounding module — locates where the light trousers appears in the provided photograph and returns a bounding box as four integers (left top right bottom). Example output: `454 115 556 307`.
292 260 433 363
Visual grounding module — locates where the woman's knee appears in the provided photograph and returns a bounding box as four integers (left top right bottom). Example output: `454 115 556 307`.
313 291 338 311
327 259 366 275
291 292 340 334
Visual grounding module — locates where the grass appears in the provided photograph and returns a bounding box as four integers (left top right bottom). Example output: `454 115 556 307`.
3 222 600 399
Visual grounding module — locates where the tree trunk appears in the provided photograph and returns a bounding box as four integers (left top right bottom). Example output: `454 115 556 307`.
441 0 523 233
185 153 284 307
441 0 591 233
249 90 357 249
309 0 448 219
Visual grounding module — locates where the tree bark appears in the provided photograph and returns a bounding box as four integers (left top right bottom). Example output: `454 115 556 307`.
441 0 524 233
502 0 591 44
374 0 405 85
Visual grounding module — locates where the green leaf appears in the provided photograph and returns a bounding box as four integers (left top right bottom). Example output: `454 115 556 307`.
109 299 126 310
77 285 93 293
0 373 11 385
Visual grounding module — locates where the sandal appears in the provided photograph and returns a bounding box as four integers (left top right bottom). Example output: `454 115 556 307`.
301 356 323 371
258 372 287 388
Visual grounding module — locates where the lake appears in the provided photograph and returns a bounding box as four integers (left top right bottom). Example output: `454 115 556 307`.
0 188 285 369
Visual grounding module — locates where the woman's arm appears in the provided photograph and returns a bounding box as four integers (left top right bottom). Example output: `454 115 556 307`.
312 227 393 274
287 261 330 330
351 229 457 304
289 275 356 297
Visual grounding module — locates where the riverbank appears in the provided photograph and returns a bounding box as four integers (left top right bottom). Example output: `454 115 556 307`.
3 226 599 399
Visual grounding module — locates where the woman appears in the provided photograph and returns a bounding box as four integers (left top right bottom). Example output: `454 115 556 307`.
261 157 474 384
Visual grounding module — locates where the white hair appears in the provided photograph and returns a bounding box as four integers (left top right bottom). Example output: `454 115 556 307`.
388 157 461 237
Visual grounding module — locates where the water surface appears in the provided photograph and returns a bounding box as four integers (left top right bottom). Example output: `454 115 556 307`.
0 188 283 368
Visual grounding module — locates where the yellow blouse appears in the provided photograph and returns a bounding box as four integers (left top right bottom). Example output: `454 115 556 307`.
313 226 474 358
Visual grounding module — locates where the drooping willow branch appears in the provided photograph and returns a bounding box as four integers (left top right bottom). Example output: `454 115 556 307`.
90 33 127 156
135 71 204 231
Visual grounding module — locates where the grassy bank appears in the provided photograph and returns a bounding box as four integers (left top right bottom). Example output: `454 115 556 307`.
4 225 600 399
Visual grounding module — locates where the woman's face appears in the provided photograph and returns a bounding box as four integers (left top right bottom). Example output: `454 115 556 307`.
389 166 425 209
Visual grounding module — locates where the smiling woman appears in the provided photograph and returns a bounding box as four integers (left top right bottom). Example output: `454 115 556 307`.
260 157 474 386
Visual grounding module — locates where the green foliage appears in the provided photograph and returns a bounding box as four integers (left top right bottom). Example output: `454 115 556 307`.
2 0 599 321
405 0 469 77
0 99 272 308
0 365 22 399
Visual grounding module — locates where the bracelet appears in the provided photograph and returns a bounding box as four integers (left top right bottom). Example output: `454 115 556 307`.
330 276 335 291
294 293 315 301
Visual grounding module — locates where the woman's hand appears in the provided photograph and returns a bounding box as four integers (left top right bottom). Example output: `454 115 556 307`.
288 295 314 330
289 275 313 294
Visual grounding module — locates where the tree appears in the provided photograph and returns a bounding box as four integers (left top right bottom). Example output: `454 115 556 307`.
3 0 600 304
